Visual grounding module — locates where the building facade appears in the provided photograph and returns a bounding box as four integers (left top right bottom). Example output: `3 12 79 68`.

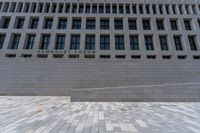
0 0 200 101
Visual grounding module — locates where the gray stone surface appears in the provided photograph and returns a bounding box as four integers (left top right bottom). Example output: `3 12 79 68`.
0 96 200 133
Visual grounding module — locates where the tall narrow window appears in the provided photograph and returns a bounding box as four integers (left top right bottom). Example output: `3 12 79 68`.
106 5 110 13
85 35 95 50
139 5 143 14
132 5 137 14
9 34 20 49
130 36 139 50
100 19 109 30
126 5 130 14
156 19 164 30
174 36 183 51
15 18 25 29
92 5 97 13
143 19 151 30
30 18 39 29
72 18 81 29
58 18 67 29
145 36 154 50
0 34 6 49
24 34 35 49
184 20 192 30
86 19 95 29
2 18 10 28
70 35 80 50
119 5 123 14
146 5 150 14
112 5 117 13
115 35 124 50
44 18 53 29
72 4 77 13
159 36 168 50
114 19 123 30
128 19 137 30
188 36 197 51
99 5 104 13
85 5 90 13
79 4 84 13
40 35 50 49
55 35 65 49
170 20 178 30
100 35 110 50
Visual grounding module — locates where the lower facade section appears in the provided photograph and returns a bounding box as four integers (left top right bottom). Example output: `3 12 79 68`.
0 58 200 101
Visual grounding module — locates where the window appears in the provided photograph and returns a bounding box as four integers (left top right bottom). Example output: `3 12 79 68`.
130 36 139 50
139 5 143 14
119 5 123 14
184 20 192 30
132 5 137 14
30 18 39 29
40 35 50 49
58 19 67 29
2 18 10 28
174 36 183 51
170 20 178 30
55 35 65 49
24 34 35 49
116 55 126 59
115 35 124 50
179 5 183 14
85 5 90 13
86 19 95 29
100 55 110 59
145 36 154 50
44 18 53 29
0 34 5 49
128 19 137 30
147 55 156 59
99 5 104 13
143 19 151 30
100 35 110 50
9 34 20 49
92 5 97 13
85 35 95 50
106 5 110 13
159 5 163 14
126 5 130 13
70 35 80 50
152 5 156 14
79 4 84 13
15 18 25 29
188 36 197 51
146 5 150 14
112 5 117 13
159 36 168 50
178 55 187 59
165 5 170 14
162 55 171 59
72 18 81 29
114 19 123 30
100 19 109 30
156 20 164 30
72 4 77 13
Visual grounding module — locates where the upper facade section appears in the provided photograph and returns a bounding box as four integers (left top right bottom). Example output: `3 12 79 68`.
0 0 200 15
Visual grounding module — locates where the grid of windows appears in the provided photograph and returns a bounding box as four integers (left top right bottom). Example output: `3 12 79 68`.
86 19 96 29
100 19 109 30
114 19 123 30
72 18 81 29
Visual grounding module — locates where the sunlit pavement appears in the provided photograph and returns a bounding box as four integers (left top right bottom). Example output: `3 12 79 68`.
0 96 200 133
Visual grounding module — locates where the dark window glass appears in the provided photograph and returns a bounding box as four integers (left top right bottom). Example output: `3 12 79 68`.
30 18 39 29
55 35 65 49
184 20 192 30
159 36 168 50
86 19 95 29
65 4 70 13
119 5 123 14
100 19 109 30
72 19 81 29
2 18 10 28
170 20 178 30
129 19 137 30
0 34 6 49
72 5 77 13
126 5 130 14
58 19 67 29
99 5 104 13
159 5 163 14
16 18 24 29
25 34 35 49
130 36 139 50
114 19 123 30
157 20 164 30
40 35 50 49
85 35 95 50
106 5 110 13
44 18 53 29
174 36 183 50
115 35 124 50
152 5 156 14
79 5 83 13
92 5 97 13
10 34 20 49
146 5 150 14
85 5 90 13
143 20 151 30
100 35 110 50
188 36 197 51
132 5 137 14
145 36 154 50
112 5 117 13
139 5 143 14
70 35 80 50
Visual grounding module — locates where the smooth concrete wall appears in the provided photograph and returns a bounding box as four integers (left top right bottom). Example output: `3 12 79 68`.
0 58 200 96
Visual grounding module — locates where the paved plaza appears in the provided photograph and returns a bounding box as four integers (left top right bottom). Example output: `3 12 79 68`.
0 97 200 133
